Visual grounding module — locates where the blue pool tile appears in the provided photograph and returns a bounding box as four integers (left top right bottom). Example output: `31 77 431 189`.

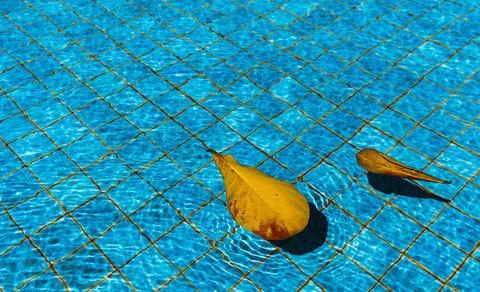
437 145 480 180
122 246 178 291
55 243 113 290
115 135 162 170
201 91 240 117
164 38 202 59
458 79 480 102
122 34 159 56
0 30 32 51
402 126 449 159
87 72 127 97
453 183 480 221
407 230 465 280
90 272 131 291
368 205 423 250
90 13 122 30
370 109 416 139
456 126 480 154
184 249 243 291
356 52 393 77
0 65 35 92
26 97 71 128
29 150 79 187
382 257 442 292
43 115 89 148
406 19 441 38
391 94 434 121
0 146 22 178
184 51 221 72
180 76 219 100
345 229 401 277
249 252 309 292
266 28 300 49
0 240 48 291
397 52 437 76
0 167 42 208
191 161 224 197
75 100 119 129
271 108 314 136
162 177 213 217
128 13 161 33
381 66 421 91
186 26 221 48
258 158 297 182
247 64 286 89
131 195 182 240
337 65 376 89
0 213 24 254
223 105 266 136
105 87 145 114
335 183 385 224
248 91 289 119
96 47 134 70
159 61 198 86
140 157 187 193
96 219 150 267
361 80 402 105
190 199 236 241
341 93 385 120
198 121 242 151
298 124 344 157
269 52 305 74
450 257 480 292
8 82 51 110
441 94 480 122
21 269 65 291
372 42 408 63
53 45 90 67
85 154 132 192
175 105 216 134
445 53 480 77
114 61 152 85
349 125 397 153
316 253 376 292
265 8 297 26
249 122 293 154
423 109 467 139
125 102 167 131
9 191 64 235
382 9 414 26
24 56 63 80
209 16 242 36
32 216 89 262
327 143 366 178
392 193 447 226
289 40 324 62
247 17 280 37
69 59 109 83
295 93 335 120
72 194 123 238
430 206 480 252
292 64 330 89
312 52 347 75
330 41 366 63
95 118 140 150
49 171 99 210
317 78 356 104
322 109 365 139
275 141 321 175
139 47 177 72
147 120 191 152
409 79 451 106
107 174 158 214
323 204 363 249
416 41 456 64
349 30 383 50
113 3 143 21
426 66 467 92
63 133 110 168
62 22 98 43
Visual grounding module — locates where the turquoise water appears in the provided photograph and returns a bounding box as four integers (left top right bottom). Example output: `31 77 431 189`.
1 0 480 291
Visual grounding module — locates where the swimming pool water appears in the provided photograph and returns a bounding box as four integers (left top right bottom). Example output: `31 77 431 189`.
1 0 480 291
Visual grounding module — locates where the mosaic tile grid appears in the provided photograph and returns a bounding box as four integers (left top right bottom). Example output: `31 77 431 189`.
0 0 480 291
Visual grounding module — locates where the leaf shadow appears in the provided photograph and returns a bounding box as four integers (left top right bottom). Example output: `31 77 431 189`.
267 203 328 255
366 172 449 202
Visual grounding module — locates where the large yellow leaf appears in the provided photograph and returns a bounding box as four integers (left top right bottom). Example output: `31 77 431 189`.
210 150 310 240
356 148 452 184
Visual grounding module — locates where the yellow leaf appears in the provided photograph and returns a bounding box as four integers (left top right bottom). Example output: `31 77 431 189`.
356 148 452 184
210 150 310 240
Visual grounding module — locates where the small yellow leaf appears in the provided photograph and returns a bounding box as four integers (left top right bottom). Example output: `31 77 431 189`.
210 150 310 240
356 148 452 184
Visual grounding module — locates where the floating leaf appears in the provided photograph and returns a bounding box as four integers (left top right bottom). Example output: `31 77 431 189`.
210 150 309 240
356 148 452 184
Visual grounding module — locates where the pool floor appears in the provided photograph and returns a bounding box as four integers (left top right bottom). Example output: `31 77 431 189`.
1 0 480 291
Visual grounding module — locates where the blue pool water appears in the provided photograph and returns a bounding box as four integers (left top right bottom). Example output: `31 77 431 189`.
1 0 480 291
